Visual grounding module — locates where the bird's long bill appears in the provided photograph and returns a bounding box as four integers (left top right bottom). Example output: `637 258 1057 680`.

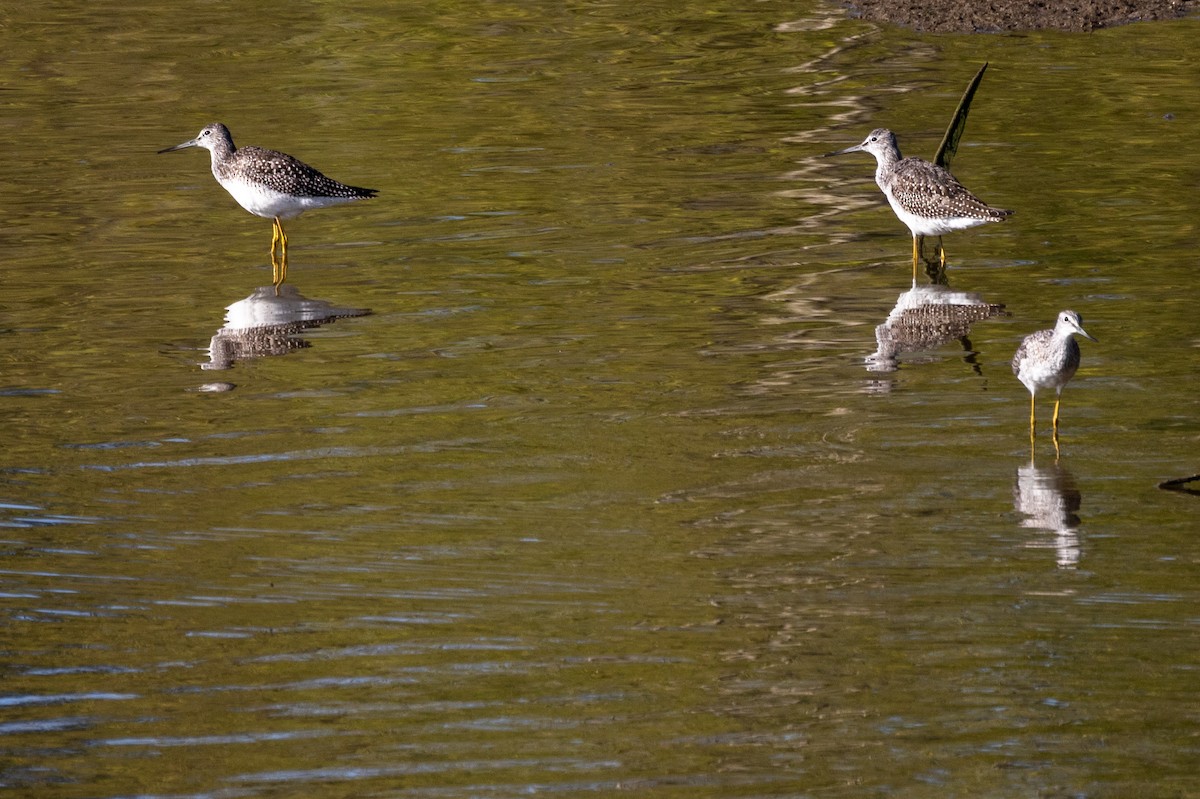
1069 319 1099 343
822 143 864 158
157 138 199 154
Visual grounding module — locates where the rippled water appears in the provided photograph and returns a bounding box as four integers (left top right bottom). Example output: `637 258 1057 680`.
3 2 1198 797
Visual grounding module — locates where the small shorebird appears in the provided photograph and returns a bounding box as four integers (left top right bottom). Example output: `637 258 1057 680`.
824 128 1011 280
1012 310 1097 441
159 123 377 287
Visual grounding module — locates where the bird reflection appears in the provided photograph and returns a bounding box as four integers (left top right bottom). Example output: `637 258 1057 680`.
203 284 370 371
1014 458 1082 569
866 283 1007 373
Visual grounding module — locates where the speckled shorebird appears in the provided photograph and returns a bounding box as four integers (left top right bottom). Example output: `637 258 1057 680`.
159 123 377 287
825 128 1011 280
1012 310 1097 440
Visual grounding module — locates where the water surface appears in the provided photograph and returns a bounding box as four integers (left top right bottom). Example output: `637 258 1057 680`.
2 2 1198 797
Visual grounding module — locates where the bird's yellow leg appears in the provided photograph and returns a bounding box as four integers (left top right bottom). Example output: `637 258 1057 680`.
938 240 946 269
269 220 282 286
1051 398 1063 459
911 236 919 282
1029 394 1037 442
280 219 289 285
269 219 283 286
273 217 289 288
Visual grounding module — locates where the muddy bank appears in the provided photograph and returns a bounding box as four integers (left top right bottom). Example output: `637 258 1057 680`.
841 0 1195 33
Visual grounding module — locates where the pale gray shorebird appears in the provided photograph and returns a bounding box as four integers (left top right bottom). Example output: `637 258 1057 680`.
824 128 1012 280
159 123 377 287
1012 310 1097 441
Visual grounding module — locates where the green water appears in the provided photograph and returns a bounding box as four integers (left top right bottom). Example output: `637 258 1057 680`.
2 2 1197 797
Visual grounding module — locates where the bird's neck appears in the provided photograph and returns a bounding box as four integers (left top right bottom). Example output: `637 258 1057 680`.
873 146 901 175
207 138 237 168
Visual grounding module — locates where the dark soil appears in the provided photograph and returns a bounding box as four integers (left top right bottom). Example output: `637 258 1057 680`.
842 0 1196 32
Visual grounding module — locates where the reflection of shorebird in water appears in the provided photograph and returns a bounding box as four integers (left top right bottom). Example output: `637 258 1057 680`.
204 284 370 371
1015 458 1082 569
159 122 377 289
867 284 1007 373
1012 310 1097 447
825 128 1011 281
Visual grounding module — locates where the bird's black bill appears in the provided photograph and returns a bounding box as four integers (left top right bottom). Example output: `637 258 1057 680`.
157 139 198 154
822 144 863 158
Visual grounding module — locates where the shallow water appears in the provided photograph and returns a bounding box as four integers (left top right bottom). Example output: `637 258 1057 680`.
2 2 1198 797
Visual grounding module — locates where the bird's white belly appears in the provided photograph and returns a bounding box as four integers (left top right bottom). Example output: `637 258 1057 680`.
216 176 354 220
1017 358 1076 394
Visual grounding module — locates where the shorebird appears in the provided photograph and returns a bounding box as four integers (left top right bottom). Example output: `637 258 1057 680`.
159 123 377 287
825 128 1011 280
1012 310 1097 441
